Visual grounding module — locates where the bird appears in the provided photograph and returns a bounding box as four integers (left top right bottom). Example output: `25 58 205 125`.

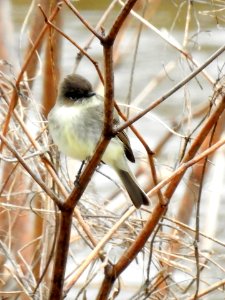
48 74 149 208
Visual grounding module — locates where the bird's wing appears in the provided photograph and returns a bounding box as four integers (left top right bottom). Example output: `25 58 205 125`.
95 95 135 163
117 131 135 163
112 109 135 163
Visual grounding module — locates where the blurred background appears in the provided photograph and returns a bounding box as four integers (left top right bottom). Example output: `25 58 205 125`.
1 0 225 299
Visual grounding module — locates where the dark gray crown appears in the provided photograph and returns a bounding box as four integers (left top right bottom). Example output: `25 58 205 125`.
60 74 95 100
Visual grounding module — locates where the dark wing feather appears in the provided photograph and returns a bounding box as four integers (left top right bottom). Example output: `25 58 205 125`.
112 111 135 163
117 131 135 163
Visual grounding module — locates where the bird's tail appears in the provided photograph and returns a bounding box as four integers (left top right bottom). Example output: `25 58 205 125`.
117 169 149 208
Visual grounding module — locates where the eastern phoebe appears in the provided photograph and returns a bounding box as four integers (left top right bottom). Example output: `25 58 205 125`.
48 74 149 208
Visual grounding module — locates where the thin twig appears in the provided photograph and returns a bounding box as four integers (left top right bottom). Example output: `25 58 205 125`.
0 133 63 209
38 5 104 83
97 94 225 298
116 43 225 133
0 2 63 151
63 0 103 40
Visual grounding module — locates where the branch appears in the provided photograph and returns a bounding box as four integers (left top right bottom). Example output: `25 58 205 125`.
0 133 63 209
38 5 104 83
97 93 225 298
106 0 138 43
49 1 139 299
0 2 63 151
116 43 225 133
48 210 73 300
63 0 103 40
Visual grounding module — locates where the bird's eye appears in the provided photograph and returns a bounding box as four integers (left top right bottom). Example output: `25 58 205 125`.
65 91 76 99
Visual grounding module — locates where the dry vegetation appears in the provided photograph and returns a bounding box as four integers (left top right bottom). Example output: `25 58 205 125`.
1 0 225 299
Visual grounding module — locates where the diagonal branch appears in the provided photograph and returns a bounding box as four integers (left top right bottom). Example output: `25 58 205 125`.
97 93 225 299
116 43 225 133
0 2 63 151
49 1 139 299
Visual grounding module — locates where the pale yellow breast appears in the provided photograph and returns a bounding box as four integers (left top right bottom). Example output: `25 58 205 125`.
48 104 95 160
48 100 129 171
